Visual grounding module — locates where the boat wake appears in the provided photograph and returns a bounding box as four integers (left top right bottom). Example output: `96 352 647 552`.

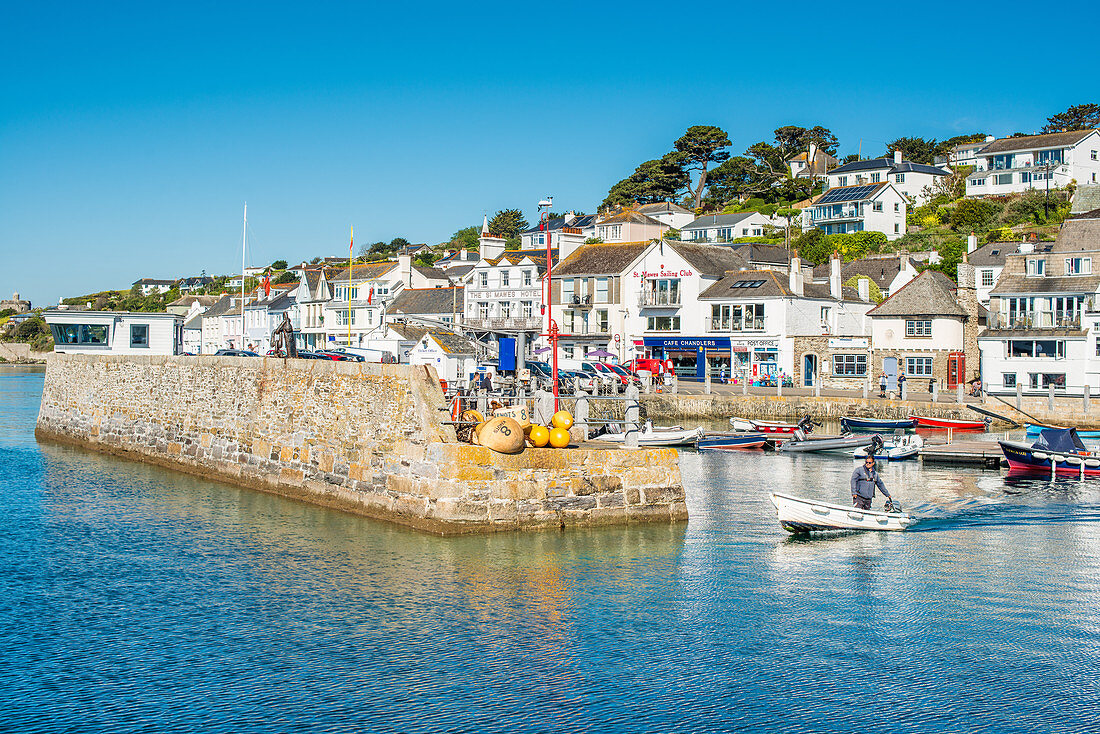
905 496 1100 531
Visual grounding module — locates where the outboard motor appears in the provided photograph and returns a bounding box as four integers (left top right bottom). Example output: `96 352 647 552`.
866 434 884 457
883 498 902 513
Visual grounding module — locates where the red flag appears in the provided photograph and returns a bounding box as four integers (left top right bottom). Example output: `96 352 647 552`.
262 272 271 296
367 287 373 305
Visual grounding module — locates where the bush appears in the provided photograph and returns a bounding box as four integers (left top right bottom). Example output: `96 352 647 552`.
986 226 1013 242
843 275 883 303
950 198 1001 232
30 333 53 352
13 316 48 341
273 271 298 285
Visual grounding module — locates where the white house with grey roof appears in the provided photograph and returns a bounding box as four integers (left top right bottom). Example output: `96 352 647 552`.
966 129 1100 197
804 182 908 239
826 150 950 204
680 212 774 243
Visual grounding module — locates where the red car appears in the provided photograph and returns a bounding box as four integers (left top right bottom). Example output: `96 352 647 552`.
626 358 671 375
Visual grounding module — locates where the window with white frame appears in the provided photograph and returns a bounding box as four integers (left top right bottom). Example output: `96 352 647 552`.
521 301 533 318
1026 259 1045 276
873 202 883 212
501 302 512 318
895 173 905 183
995 173 1013 185
981 269 995 287
500 271 510 287
871 173 881 183
838 176 848 186
646 315 680 331
1065 257 1092 275
561 279 575 304
478 302 490 318
335 309 353 326
479 272 488 287
599 224 622 241
906 319 932 337
833 354 867 376
970 178 986 186
1003 372 1017 387
523 270 532 286
905 357 933 376
595 277 609 303
894 202 900 212
595 309 609 332
1092 150 1098 161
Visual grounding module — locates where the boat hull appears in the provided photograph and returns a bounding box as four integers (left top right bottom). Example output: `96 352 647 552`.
770 492 912 533
1025 423 1100 440
602 426 703 447
729 417 798 434
998 440 1100 476
777 435 874 453
911 415 987 430
840 417 916 432
696 432 767 451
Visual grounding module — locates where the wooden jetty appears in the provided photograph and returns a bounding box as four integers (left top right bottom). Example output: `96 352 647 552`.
919 439 1005 469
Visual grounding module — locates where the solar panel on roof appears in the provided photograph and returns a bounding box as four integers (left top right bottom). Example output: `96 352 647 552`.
731 280 765 288
819 184 880 203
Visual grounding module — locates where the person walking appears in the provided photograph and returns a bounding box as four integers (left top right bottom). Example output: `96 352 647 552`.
879 373 887 398
851 454 891 510
898 372 907 397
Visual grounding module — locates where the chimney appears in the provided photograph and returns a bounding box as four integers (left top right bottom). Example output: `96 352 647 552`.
478 214 506 260
788 251 804 296
899 251 911 273
398 251 412 287
857 277 870 302
967 232 978 253
894 149 903 166
829 252 842 300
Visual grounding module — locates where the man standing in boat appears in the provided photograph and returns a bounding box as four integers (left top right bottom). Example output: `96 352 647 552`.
851 455 891 510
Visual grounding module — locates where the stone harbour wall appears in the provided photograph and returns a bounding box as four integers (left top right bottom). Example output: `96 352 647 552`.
35 354 687 533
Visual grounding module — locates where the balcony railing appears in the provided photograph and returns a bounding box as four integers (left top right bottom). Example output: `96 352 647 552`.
708 319 765 332
465 317 543 331
813 207 862 222
638 291 682 307
561 324 611 336
987 312 1082 329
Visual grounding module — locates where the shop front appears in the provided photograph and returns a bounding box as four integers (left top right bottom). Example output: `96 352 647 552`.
642 337 729 381
641 336 782 382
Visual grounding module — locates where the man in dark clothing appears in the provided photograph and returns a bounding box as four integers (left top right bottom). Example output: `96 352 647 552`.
851 455 890 510
879 373 887 398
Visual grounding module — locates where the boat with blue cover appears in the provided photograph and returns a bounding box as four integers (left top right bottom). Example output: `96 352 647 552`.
1024 423 1100 440
840 416 916 432
696 432 767 451
998 427 1100 477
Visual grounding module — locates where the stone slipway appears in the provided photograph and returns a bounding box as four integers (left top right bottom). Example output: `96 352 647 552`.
35 354 687 534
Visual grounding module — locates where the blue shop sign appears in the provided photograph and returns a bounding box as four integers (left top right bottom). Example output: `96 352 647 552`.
642 337 731 349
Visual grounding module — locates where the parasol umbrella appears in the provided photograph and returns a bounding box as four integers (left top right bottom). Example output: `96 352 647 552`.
586 348 614 358
534 346 552 354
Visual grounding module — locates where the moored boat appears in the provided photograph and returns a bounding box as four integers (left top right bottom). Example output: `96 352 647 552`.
696 432 767 451
770 492 913 533
1024 423 1100 440
600 422 704 447
777 434 874 454
840 416 916 432
729 417 799 434
998 427 1100 477
911 415 988 430
850 433 923 460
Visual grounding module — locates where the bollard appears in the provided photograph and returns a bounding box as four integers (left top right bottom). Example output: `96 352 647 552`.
901 382 907 401
672 374 678 395
575 393 590 441
1049 383 1055 412
705 370 711 395
814 382 821 398
624 384 640 449
1016 382 1023 410
932 383 939 403
777 380 782 398
1086 384 1091 415
956 383 964 404
477 388 489 416
862 381 868 400
742 379 748 396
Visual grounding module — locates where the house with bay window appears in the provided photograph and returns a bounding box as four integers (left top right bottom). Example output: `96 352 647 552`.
979 214 1100 394
700 253 876 387
867 270 977 391
966 129 1100 197
803 182 908 239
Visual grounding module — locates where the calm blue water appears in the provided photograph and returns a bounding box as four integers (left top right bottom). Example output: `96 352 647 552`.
3 368 1100 733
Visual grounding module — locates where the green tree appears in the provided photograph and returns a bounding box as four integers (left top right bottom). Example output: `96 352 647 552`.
1042 103 1100 133
933 133 988 159
791 228 832 265
603 152 690 208
271 259 288 270
950 198 1001 232
449 226 481 250
273 271 298 285
773 125 839 156
675 125 731 209
390 237 412 252
704 156 767 206
885 137 937 165
488 209 529 239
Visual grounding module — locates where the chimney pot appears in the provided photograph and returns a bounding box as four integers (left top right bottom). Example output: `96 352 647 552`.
894 149 903 166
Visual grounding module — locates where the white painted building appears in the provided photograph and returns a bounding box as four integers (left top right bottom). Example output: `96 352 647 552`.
519 212 596 249
804 182 908 239
407 331 478 385
966 129 1100 197
680 212 775 243
132 278 176 296
46 310 182 355
825 151 950 203
296 268 334 350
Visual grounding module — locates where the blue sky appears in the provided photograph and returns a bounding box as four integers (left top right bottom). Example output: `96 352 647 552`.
1 0 1093 306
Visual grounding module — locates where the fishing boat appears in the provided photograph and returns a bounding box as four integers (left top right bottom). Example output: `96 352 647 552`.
777 434 875 454
695 432 767 451
600 422 704 447
1024 423 1100 440
840 416 916 432
849 433 923 460
729 417 800 434
770 492 913 533
910 415 989 430
998 427 1100 477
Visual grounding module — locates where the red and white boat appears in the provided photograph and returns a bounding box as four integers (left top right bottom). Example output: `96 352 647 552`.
910 414 989 430
729 417 800 434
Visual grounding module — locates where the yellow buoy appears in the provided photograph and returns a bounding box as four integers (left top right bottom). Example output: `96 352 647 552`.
551 410 574 430
548 426 571 448
528 425 550 448
478 416 526 454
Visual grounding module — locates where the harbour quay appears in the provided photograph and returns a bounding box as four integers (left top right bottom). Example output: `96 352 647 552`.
34 354 687 534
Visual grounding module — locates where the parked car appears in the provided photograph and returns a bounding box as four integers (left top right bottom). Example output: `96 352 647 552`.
214 349 260 357
625 358 670 375
295 351 327 360
313 350 350 361
318 349 364 362
602 362 642 388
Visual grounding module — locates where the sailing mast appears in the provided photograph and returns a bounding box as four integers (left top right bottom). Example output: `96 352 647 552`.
241 203 247 348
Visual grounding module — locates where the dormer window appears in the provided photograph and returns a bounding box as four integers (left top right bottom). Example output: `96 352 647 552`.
1066 257 1092 275
1026 259 1045 277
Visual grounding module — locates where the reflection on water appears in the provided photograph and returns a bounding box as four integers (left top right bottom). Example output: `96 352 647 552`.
4 372 1100 733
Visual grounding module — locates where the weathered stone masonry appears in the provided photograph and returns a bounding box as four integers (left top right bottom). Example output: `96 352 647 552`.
36 355 687 533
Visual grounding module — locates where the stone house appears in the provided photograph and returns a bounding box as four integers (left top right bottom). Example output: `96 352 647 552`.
0 292 31 313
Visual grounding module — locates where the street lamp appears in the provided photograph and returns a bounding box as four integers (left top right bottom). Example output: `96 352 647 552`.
537 197 559 409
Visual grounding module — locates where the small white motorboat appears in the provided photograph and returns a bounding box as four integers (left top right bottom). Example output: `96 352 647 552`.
600 421 703 447
770 492 913 533
850 433 923 461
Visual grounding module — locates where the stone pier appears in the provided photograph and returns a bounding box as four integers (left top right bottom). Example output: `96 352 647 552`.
35 355 687 534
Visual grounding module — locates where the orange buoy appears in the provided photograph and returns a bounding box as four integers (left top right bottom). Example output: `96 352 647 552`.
548 426 570 448
528 425 550 448
551 410 574 430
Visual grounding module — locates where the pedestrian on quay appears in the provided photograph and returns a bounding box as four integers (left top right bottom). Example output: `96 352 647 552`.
851 454 891 510
879 373 887 398
898 372 907 396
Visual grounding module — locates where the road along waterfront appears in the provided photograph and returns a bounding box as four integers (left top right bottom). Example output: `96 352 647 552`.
5 368 1100 732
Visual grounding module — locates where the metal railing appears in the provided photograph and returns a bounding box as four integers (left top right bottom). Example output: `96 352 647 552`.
464 317 543 331
987 312 1083 329
638 291 682 307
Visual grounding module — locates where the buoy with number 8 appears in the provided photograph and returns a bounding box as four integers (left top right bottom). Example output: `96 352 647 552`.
551 410 574 430
528 425 550 448
548 426 571 448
